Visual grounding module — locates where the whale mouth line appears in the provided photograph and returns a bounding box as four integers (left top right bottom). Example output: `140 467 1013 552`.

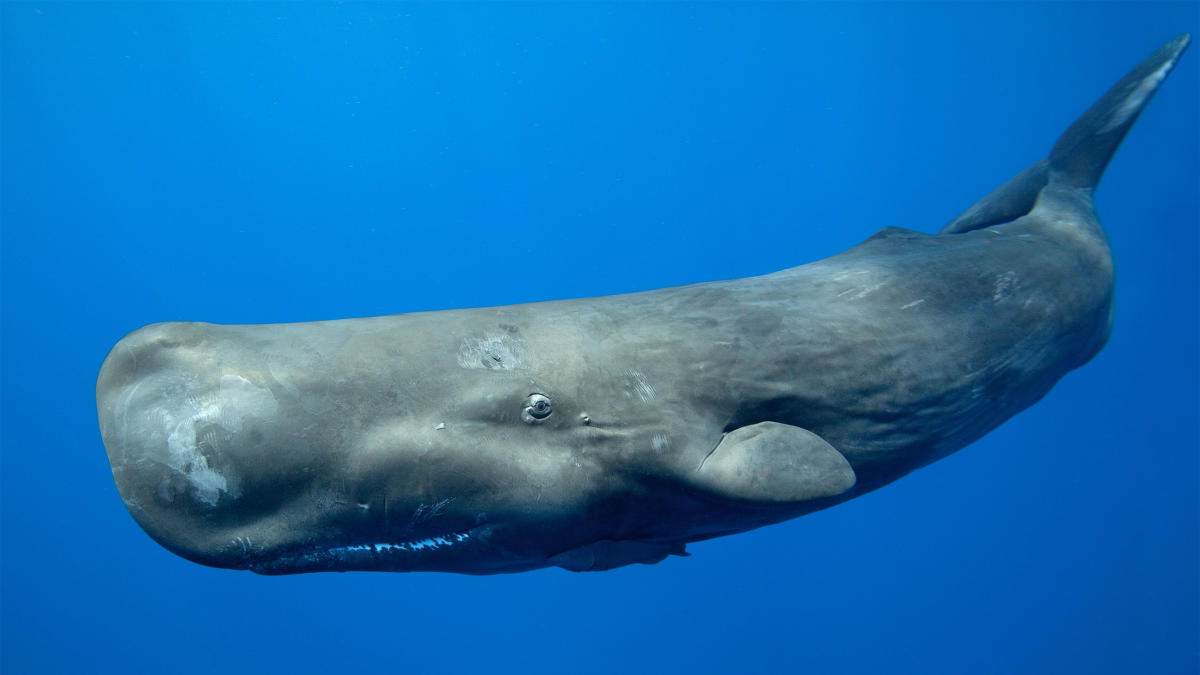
249 529 476 574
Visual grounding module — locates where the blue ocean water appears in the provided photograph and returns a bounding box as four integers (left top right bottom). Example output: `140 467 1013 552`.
2 3 1197 673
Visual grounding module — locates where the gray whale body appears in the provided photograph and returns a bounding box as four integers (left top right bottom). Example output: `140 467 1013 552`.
97 36 1190 574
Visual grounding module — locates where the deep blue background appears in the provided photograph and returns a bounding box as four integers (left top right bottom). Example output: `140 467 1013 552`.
3 3 1197 673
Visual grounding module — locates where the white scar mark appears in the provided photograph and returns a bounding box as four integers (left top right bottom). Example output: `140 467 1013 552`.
158 374 277 507
993 271 1017 303
900 299 926 310
457 333 527 370
623 368 656 402
652 433 671 452
837 282 886 301
409 498 454 531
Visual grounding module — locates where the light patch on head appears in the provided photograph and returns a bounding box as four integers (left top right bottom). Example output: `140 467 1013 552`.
457 333 527 370
154 374 278 507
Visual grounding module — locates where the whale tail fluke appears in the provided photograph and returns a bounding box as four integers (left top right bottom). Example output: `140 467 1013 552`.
1048 33 1191 189
942 34 1190 235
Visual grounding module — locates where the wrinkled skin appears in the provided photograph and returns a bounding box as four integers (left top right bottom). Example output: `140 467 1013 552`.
96 35 1189 574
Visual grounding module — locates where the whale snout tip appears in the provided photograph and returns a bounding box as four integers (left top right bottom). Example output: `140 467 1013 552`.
96 322 291 564
95 345 271 569
97 321 207 393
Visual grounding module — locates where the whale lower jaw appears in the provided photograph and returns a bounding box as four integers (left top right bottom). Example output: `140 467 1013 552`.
247 527 482 575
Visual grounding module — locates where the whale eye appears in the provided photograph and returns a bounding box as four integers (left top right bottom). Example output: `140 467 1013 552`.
522 393 553 424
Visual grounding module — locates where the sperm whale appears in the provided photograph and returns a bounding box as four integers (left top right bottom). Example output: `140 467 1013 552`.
96 35 1191 574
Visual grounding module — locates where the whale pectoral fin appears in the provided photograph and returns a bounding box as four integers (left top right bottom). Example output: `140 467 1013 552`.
695 422 856 503
550 540 689 572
